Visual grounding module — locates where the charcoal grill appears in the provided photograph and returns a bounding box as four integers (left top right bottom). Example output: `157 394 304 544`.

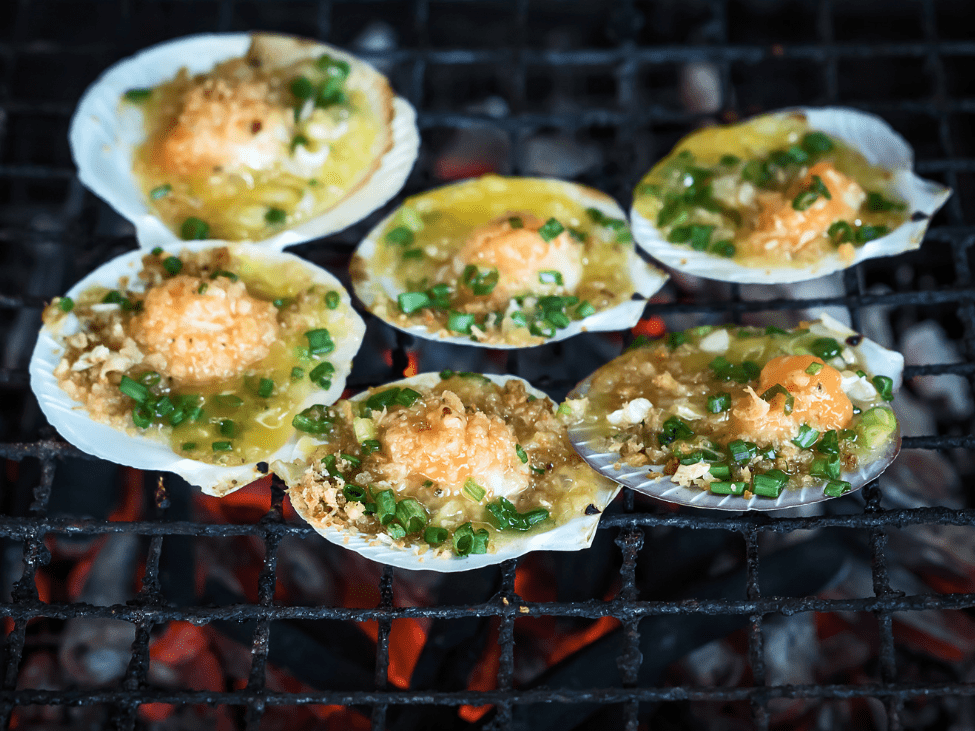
3 1 975 729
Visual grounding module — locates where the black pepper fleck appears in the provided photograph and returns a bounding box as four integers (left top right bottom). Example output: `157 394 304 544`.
584 504 601 515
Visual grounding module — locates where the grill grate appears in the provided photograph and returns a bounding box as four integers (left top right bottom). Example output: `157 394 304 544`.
3 1 975 730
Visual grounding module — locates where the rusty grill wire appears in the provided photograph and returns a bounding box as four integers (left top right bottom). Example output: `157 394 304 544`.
2 0 975 729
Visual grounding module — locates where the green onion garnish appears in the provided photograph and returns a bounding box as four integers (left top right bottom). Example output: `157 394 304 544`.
855 225 890 244
398 291 432 314
309 361 335 389
801 131 834 154
515 444 528 463
291 405 333 434
402 248 423 260
305 329 334 356
657 416 693 446
290 75 314 99
447 311 475 334
711 240 736 258
805 362 824 375
343 484 367 502
365 388 401 411
213 394 243 409
325 290 340 309
395 498 427 534
810 454 841 480
866 192 906 212
163 256 182 275
538 270 563 286
816 430 839 454
719 154 740 166
810 337 842 360
709 481 746 496
124 88 152 102
150 184 172 200
872 375 894 401
181 442 197 451
728 439 757 464
374 489 397 525
153 396 175 418
210 270 239 282
132 406 152 429
574 301 596 319
257 378 274 398
824 479 852 497
119 375 150 403
212 441 233 452
219 419 236 438
180 217 210 241
462 478 486 502
708 463 732 481
760 384 795 415
752 469 789 498
265 208 286 225
828 220 854 244
792 424 820 449
291 367 305 380
385 226 414 246
424 526 448 545
707 392 731 414
461 265 500 296
57 297 75 312
508 216 523 229
538 218 565 242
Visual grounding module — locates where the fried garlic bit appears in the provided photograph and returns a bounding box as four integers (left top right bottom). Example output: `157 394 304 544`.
131 274 279 386
378 389 530 499
157 78 290 176
744 162 866 259
455 213 583 298
732 355 853 443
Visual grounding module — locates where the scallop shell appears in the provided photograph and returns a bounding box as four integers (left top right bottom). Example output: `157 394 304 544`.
630 107 952 284
566 313 904 511
351 176 669 349
69 33 419 250
29 243 365 497
273 372 622 572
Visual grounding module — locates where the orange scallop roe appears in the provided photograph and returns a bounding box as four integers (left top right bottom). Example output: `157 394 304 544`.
156 78 290 176
130 275 279 386
731 355 853 443
743 162 866 259
379 389 530 499
455 213 583 297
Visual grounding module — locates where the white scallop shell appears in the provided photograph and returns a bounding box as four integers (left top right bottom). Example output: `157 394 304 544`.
566 313 905 511
351 177 669 350
630 107 952 284
273 372 622 572
69 33 419 250
29 243 365 497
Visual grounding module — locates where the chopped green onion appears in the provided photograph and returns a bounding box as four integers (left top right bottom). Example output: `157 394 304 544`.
212 441 233 452
508 216 523 229
213 394 243 409
180 217 210 241
257 378 274 398
858 406 897 450
741 159 772 187
816 430 839 454
291 367 305 380
792 424 820 449
385 226 414 246
728 439 757 464
752 469 789 498
689 224 714 251
309 361 335 389
343 484 367 502
711 240 736 258
824 479 852 497
538 270 563 286
872 375 894 401
760 384 795 415
530 465 545 476
132 406 152 429
657 416 693 446
181 442 197 451
801 131 834 154
374 489 397 525
828 220 854 244
124 88 152 102
119 375 150 403
786 145 810 165
265 208 286 225
805 362 824 375
710 481 747 496
153 396 175 418
427 283 451 309
290 75 314 99
361 439 381 457
138 371 161 387
462 478 486 502
452 522 475 556
708 463 732 481
855 225 890 244
461 265 500 296
402 248 424 260
395 498 427 534
538 218 565 242
707 392 731 413
515 444 528 463
810 337 842 360
292 405 333 434
866 192 906 212
568 228 587 242
447 311 475 334
57 296 74 312
719 154 740 166
149 184 172 200
210 270 239 282
305 329 334 356
666 331 686 349
162 256 182 275
366 388 401 411
219 419 237 438
321 291 340 310
810 454 841 480
792 175 831 211
340 453 361 468
197 283 209 295
394 388 422 407
574 301 596 319
471 528 489 554
424 526 448 545
398 291 432 314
